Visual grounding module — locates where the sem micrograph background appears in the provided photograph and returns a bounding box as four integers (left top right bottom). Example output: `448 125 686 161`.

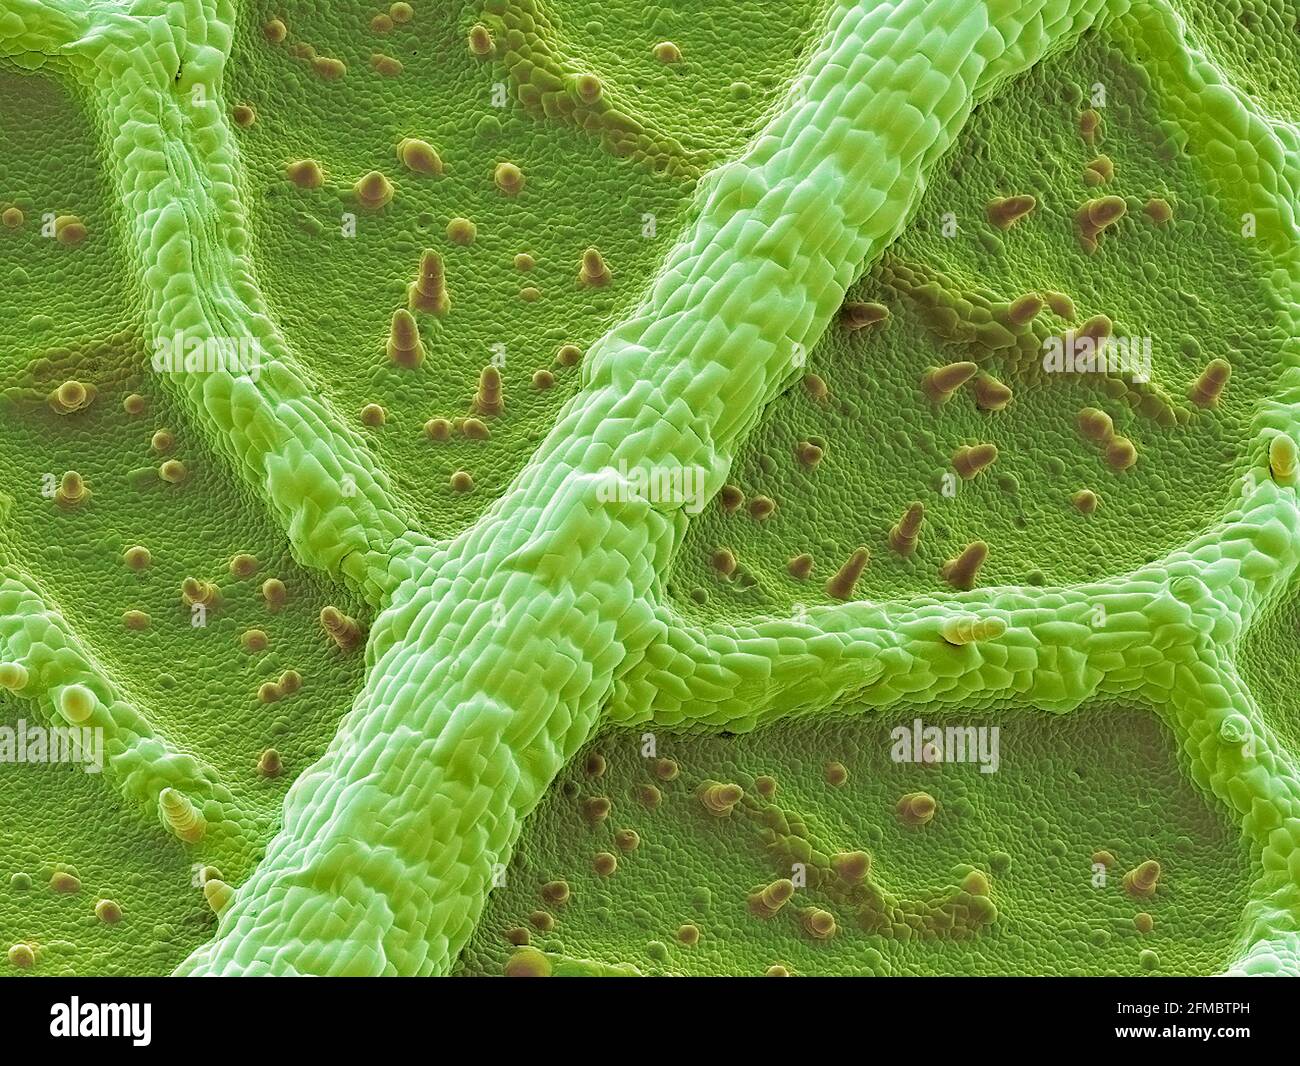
2 0 1300 978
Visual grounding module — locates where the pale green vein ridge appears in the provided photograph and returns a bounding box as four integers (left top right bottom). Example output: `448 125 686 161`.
2 0 422 607
0 565 257 864
177 0 1127 976
9 0 1300 978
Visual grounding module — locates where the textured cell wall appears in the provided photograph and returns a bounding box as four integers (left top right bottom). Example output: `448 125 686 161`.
2 0 1300 978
